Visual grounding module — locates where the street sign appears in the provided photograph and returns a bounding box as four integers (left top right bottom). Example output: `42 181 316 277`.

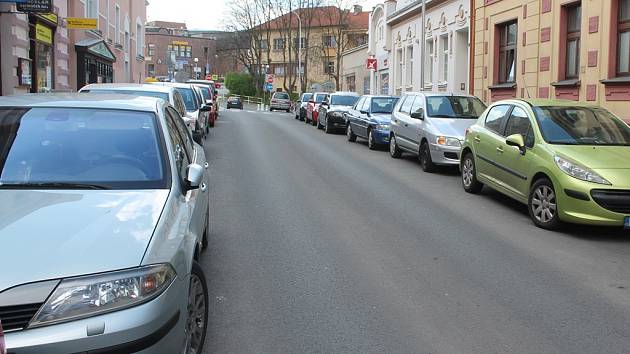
66 17 98 30
367 58 377 70
205 74 213 81
16 0 52 13
212 74 218 80
266 83 273 91
266 74 274 84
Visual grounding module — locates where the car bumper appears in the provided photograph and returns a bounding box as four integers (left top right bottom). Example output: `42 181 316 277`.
326 114 347 128
5 276 187 354
271 103 291 110
372 129 390 145
429 143 461 165
554 174 630 226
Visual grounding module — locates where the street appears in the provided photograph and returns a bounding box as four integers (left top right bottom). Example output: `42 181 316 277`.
201 107 630 353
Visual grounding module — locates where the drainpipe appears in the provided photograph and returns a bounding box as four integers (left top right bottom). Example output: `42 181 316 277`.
420 0 425 91
469 0 475 95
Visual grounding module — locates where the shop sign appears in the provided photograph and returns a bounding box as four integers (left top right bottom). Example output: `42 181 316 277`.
67 17 97 30
35 23 53 44
38 12 58 25
172 40 189 46
18 58 32 87
17 0 52 13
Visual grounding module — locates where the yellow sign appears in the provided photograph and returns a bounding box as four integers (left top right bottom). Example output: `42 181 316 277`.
35 24 53 45
172 40 189 46
66 18 98 30
212 74 218 80
39 13 58 25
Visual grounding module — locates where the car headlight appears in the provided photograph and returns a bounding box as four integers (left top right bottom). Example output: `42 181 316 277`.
554 155 611 185
374 124 390 130
436 136 461 147
30 264 176 328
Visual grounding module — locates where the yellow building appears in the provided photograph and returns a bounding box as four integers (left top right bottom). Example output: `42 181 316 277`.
473 0 630 122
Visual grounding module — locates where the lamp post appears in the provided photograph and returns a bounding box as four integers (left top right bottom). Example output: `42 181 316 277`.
291 10 302 95
194 57 199 79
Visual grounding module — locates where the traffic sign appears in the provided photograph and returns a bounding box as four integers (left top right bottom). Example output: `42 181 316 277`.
212 74 218 80
266 83 274 91
367 58 377 70
266 74 274 84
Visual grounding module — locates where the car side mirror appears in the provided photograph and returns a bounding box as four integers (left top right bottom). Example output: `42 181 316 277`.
506 134 526 155
185 163 204 190
200 104 211 112
360 110 370 117
308 99 314 104
410 109 424 120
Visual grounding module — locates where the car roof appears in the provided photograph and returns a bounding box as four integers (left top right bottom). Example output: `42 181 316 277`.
186 79 214 84
360 95 399 99
331 91 359 96
81 83 174 93
504 98 599 108
0 93 163 112
151 82 197 89
402 91 478 98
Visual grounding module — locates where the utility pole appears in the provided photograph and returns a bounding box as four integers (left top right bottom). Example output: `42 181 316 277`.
291 10 302 96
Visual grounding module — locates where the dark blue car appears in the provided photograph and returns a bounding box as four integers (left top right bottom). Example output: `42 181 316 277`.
346 95 399 150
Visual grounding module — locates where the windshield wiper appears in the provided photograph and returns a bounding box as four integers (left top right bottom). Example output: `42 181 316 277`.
429 114 456 118
0 182 110 190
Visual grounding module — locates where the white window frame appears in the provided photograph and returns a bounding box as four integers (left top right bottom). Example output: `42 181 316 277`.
136 18 143 57
115 4 121 45
105 0 110 39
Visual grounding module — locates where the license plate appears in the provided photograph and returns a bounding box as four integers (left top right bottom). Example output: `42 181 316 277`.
625 216 630 229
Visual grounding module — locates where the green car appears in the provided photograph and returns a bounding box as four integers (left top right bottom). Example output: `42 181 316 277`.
460 99 630 229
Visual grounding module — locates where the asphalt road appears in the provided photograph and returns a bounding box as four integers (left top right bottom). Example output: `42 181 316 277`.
201 107 630 353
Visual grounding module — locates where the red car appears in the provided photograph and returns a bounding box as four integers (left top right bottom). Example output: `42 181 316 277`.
306 92 328 126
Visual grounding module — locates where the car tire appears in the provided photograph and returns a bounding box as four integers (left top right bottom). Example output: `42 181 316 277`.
390 134 402 158
184 262 209 354
347 124 357 142
368 129 377 150
311 118 317 127
528 178 561 230
461 152 483 194
419 141 437 173
325 119 333 134
317 118 323 130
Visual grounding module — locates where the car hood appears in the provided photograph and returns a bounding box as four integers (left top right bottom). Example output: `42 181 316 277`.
427 118 477 139
550 145 630 169
0 189 169 292
328 105 353 113
370 113 393 124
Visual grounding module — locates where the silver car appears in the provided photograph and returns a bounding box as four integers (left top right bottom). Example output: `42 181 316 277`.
390 92 487 172
152 83 211 143
270 92 292 112
0 94 210 353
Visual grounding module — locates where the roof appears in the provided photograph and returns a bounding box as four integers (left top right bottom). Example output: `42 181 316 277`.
331 91 360 96
0 94 163 112
150 82 197 89
258 6 369 30
81 83 175 93
509 98 598 108
403 91 478 97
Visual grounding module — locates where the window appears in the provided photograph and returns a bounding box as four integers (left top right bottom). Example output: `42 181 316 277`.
406 46 414 86
324 61 335 74
259 39 268 49
498 21 517 83
440 35 449 82
86 0 98 19
323 35 336 48
398 95 415 115
164 108 191 185
274 66 285 76
354 97 365 110
105 0 110 39
409 96 423 116
148 44 155 56
147 64 155 77
425 38 434 85
293 37 306 49
273 38 285 50
346 75 356 92
565 4 581 79
396 48 403 92
504 107 534 147
425 96 487 119
618 0 630 76
485 105 511 134
115 5 121 44
360 97 371 112
136 21 143 57
363 76 370 94
186 46 192 58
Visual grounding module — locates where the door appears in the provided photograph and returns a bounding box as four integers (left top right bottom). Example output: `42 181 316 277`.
355 97 371 138
348 97 364 132
407 95 426 153
495 105 534 199
395 95 417 150
473 104 512 184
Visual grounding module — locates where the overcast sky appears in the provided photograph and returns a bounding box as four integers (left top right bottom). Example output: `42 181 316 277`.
147 0 382 31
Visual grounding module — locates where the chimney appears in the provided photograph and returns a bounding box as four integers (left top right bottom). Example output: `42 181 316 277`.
353 4 363 14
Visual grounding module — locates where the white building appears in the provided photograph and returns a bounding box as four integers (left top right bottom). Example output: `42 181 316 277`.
367 0 471 96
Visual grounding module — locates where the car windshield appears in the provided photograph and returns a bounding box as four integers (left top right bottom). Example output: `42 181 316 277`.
331 95 358 106
534 106 630 146
301 93 313 102
0 108 167 189
371 97 399 113
83 89 169 102
175 87 198 111
197 87 211 101
315 94 326 103
274 93 290 100
425 96 487 118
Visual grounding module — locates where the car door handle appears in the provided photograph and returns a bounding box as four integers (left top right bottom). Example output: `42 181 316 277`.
474 136 481 143
404 123 409 127
200 183 207 192
496 146 504 153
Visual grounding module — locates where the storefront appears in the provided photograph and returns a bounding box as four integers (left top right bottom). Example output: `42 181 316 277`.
29 13 58 93
75 39 116 88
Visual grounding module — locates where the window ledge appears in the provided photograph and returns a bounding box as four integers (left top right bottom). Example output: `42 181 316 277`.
551 79 580 87
488 83 517 90
114 43 123 50
87 29 103 38
600 77 630 85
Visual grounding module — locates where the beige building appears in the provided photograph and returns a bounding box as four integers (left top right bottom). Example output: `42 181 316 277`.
473 0 630 122
341 44 370 94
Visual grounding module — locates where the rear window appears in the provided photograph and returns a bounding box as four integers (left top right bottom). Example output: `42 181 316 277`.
425 96 487 119
0 108 167 189
82 89 169 102
371 97 399 113
301 93 313 102
330 95 359 106
274 93 290 100
175 88 199 111
315 94 327 103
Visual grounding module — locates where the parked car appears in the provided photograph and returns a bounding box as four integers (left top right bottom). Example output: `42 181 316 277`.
389 92 487 172
317 92 359 132
187 79 219 118
79 83 192 131
295 92 313 121
461 99 630 229
152 83 211 143
0 94 210 353
346 95 399 149
270 92 292 112
306 92 328 126
191 84 217 128
227 96 243 109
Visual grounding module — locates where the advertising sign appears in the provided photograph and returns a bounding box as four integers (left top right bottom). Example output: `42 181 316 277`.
17 0 52 12
18 58 32 87
66 17 98 30
35 23 52 44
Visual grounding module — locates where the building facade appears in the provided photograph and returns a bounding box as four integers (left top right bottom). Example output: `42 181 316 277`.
341 44 370 94
473 0 630 121
367 3 391 95
145 22 217 82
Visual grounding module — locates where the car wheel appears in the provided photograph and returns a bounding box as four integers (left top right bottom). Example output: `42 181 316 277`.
317 118 323 130
368 129 377 150
461 152 483 194
312 118 317 127
529 178 561 230
419 141 436 173
390 134 402 158
325 120 333 134
184 262 208 354
347 124 357 142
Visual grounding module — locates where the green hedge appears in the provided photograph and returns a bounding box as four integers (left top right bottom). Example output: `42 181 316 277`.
224 72 256 97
